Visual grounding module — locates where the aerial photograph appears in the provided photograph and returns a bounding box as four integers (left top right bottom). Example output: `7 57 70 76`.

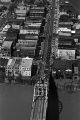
0 0 80 120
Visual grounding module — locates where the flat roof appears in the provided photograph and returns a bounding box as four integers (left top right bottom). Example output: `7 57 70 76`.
24 35 38 40
20 29 39 35
20 57 33 68
2 41 13 49
7 59 13 66
0 57 9 67
14 58 22 67
20 47 36 50
7 58 16 67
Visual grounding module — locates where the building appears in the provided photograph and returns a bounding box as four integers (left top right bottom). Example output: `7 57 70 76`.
7 19 24 26
53 59 76 79
58 31 71 36
24 22 42 30
0 0 11 2
14 1 27 21
0 57 9 68
28 6 45 20
0 56 9 82
58 36 74 47
57 49 75 60
19 34 38 40
1 41 13 57
0 30 6 38
17 39 37 47
20 29 39 35
12 24 20 30
19 57 33 79
5 58 16 77
59 22 73 28
15 2 26 15
2 24 11 32
0 36 5 56
59 14 71 22
13 58 22 77
20 47 36 58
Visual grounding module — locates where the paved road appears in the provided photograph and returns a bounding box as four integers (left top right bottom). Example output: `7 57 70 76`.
58 90 80 120
0 84 34 120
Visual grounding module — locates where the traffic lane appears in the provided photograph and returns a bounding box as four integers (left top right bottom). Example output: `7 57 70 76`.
58 91 80 120
0 84 34 120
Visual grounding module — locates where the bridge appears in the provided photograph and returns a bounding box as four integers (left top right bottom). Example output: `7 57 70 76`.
30 0 59 120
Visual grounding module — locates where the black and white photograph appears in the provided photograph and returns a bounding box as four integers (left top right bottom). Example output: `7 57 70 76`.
0 0 80 120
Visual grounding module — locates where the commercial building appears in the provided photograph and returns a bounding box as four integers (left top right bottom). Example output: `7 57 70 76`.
1 41 13 57
0 58 8 82
17 39 37 47
13 58 22 77
19 57 33 79
57 49 75 60
20 47 36 58
2 24 11 32
5 58 16 77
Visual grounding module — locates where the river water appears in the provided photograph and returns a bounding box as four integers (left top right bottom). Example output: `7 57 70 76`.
0 84 34 120
59 90 80 120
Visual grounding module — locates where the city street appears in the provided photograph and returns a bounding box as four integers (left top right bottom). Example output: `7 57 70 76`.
59 90 80 120
0 84 34 120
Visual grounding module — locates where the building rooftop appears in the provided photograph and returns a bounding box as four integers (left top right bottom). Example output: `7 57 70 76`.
14 58 22 68
7 58 16 67
20 46 36 50
19 34 38 40
0 57 9 68
53 59 77 70
20 57 33 68
2 41 13 49
20 29 39 35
